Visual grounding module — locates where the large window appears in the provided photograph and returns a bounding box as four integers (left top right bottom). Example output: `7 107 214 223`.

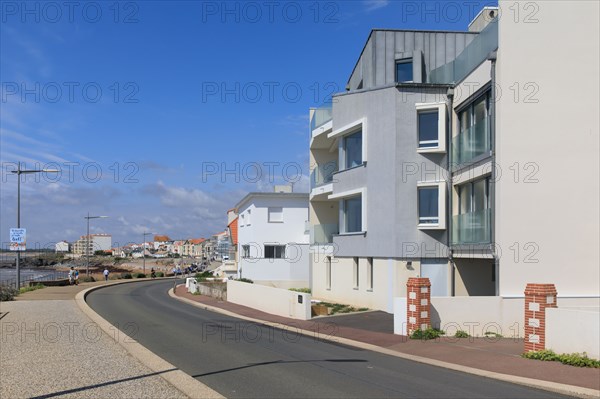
264 245 285 259
457 91 491 163
396 59 413 82
344 130 362 169
458 177 490 214
418 186 439 224
418 110 439 148
268 207 283 223
344 196 362 233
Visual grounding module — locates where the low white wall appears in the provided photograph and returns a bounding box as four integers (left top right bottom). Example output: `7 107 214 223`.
393 298 407 335
227 280 311 320
546 307 600 359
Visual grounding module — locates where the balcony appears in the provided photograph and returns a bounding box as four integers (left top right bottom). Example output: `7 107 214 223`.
451 208 491 245
310 223 338 245
311 104 332 133
310 162 337 188
452 117 491 167
429 19 498 84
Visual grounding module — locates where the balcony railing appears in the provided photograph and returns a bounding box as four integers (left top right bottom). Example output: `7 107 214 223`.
310 223 338 245
310 104 333 132
429 19 498 84
451 208 492 245
310 162 337 188
452 117 491 166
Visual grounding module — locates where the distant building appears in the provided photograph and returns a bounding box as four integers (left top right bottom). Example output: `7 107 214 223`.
55 241 70 253
72 234 112 255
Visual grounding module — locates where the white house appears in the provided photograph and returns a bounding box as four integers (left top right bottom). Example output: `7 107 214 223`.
236 191 310 289
55 241 70 253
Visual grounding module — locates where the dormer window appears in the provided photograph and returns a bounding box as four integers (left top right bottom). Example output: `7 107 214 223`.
396 59 413 83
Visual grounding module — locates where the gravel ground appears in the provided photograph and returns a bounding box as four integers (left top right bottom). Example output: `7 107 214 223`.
0 300 188 399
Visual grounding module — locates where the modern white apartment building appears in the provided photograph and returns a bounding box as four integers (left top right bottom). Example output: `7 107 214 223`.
309 2 599 313
236 191 310 288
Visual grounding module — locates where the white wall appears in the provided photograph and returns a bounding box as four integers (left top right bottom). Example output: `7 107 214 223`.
227 280 311 320
546 307 600 359
496 1 600 297
238 196 309 283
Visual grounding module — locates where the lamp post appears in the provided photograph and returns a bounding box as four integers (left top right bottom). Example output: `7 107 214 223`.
142 232 155 274
10 163 59 289
84 213 108 276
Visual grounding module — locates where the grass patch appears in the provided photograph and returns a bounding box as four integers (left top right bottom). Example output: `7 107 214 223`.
317 301 368 315
155 271 164 277
410 328 445 340
134 273 146 278
19 284 45 294
522 350 600 368
289 288 311 294
195 271 214 282
235 278 254 284
121 273 132 279
80 276 95 283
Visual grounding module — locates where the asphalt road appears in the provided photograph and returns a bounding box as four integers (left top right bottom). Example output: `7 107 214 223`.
87 280 570 399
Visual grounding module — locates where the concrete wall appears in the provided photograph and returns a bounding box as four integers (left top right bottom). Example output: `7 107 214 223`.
496 0 600 297
546 307 600 359
312 256 422 313
227 280 311 320
331 86 449 259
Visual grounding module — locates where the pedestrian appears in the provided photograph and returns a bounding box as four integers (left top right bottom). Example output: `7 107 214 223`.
151 268 156 279
74 269 79 285
103 268 109 281
68 267 75 285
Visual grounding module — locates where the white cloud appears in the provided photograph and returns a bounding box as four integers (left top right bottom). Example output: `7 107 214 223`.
363 0 390 12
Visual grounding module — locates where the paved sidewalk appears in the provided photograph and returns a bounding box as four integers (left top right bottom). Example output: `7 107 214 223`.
174 285 600 392
1 281 188 399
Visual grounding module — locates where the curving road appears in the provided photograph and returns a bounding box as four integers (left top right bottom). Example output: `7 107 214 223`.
87 280 569 399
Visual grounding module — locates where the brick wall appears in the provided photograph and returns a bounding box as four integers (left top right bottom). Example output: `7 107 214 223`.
524 283 557 352
407 277 431 335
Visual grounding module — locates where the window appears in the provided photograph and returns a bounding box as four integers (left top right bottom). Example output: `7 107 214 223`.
264 245 285 259
353 257 359 289
242 245 250 258
418 110 439 148
344 130 362 169
240 214 245 226
458 177 491 214
415 102 446 153
246 210 251 225
326 256 332 290
457 91 491 163
418 186 439 224
367 257 373 290
396 59 413 82
268 207 283 223
344 196 362 233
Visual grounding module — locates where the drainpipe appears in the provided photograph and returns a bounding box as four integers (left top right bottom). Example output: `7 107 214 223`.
488 50 499 296
446 87 455 297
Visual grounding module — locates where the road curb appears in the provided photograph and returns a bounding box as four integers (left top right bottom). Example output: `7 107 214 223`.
76 280 224 399
170 287 600 399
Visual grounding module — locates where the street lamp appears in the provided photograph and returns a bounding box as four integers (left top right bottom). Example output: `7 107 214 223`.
142 232 155 274
10 162 59 288
84 213 108 276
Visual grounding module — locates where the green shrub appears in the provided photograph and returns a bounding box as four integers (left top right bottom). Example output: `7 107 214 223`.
19 284 45 294
410 328 445 340
134 273 146 278
236 278 254 284
522 350 600 368
484 331 503 338
455 330 470 338
109 274 120 280
121 273 132 279
80 276 95 283
155 272 164 277
289 288 311 294
0 286 19 301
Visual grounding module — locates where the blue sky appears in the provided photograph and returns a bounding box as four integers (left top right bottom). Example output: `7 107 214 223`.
0 0 495 247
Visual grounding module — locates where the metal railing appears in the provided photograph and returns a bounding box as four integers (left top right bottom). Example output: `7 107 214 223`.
451 208 492 245
1 270 70 289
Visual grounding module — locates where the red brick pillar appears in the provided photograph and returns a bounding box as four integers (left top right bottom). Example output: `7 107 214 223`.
407 277 431 335
524 283 557 352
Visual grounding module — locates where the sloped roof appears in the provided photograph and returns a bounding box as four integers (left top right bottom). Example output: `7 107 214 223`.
228 217 238 245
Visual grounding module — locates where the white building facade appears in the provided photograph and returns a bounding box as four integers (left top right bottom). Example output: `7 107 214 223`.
236 192 310 288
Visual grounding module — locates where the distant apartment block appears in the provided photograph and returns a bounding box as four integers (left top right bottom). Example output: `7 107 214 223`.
72 234 112 255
